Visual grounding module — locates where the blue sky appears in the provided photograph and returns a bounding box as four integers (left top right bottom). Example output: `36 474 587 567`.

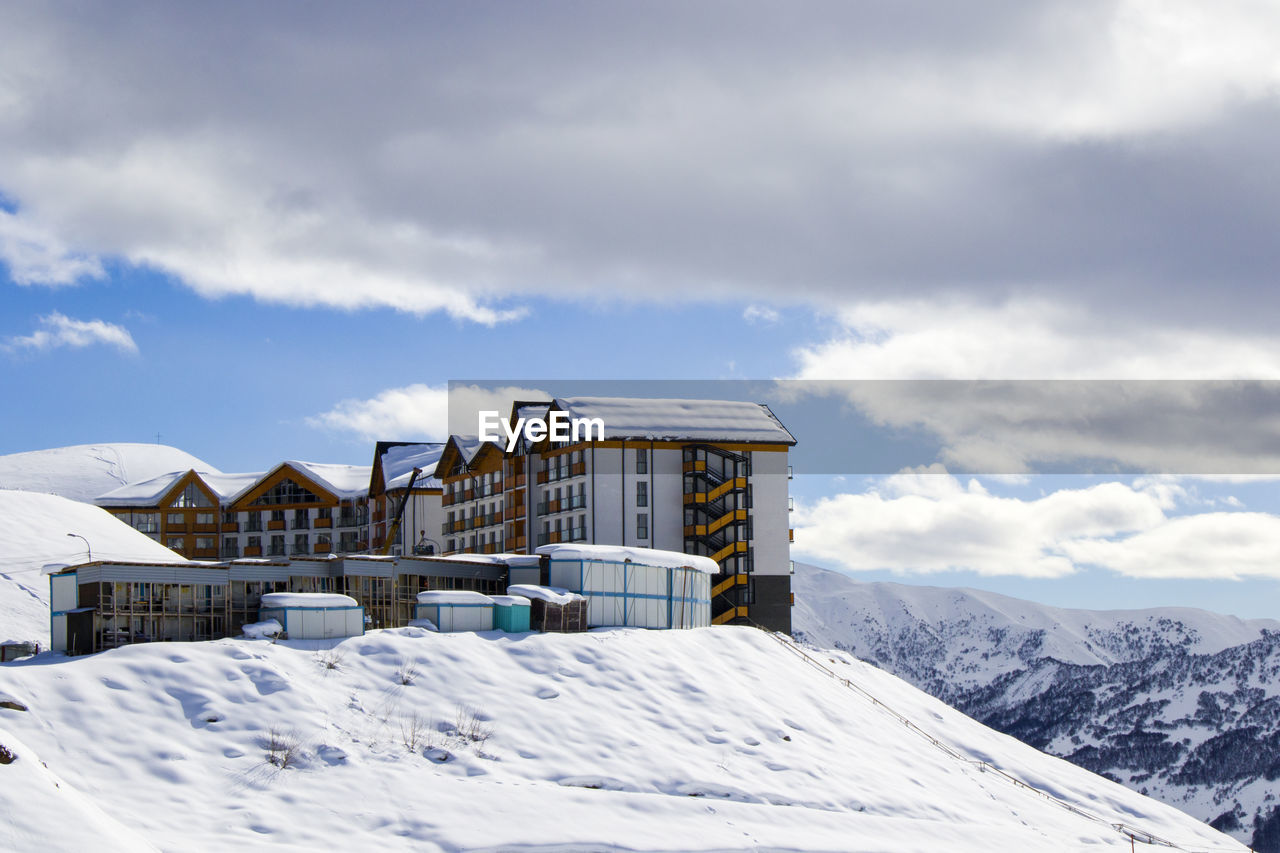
4 1 1280 618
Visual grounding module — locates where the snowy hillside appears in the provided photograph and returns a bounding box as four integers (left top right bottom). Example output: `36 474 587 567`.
792 562 1280 850
0 443 219 502
0 627 1244 852
0 490 187 646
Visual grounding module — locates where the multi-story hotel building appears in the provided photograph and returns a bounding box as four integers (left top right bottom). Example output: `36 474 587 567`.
436 396 796 632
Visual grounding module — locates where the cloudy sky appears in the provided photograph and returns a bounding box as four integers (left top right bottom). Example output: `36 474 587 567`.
4 1 1280 614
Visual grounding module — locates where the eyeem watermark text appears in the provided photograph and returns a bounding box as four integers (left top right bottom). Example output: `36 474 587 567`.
479 410 605 452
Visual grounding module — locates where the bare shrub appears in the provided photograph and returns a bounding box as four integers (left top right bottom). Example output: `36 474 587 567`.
400 712 434 753
263 727 301 769
453 703 493 750
315 650 344 673
394 659 419 686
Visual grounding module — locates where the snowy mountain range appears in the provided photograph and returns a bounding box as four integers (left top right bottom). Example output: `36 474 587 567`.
792 562 1280 852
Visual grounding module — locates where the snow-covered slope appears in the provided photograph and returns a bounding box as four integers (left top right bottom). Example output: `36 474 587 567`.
0 490 187 645
0 628 1244 852
0 443 219 502
792 562 1280 850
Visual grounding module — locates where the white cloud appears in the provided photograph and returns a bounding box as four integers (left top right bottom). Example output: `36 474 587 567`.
4 312 137 354
3 4 1280 322
743 305 780 325
792 298 1280 380
784 298 1280 475
307 384 450 443
794 472 1280 580
307 383 552 443
794 473 1167 578
0 209 104 285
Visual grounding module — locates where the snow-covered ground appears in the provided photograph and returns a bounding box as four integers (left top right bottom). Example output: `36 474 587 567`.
0 627 1244 852
0 443 218 503
0 490 187 646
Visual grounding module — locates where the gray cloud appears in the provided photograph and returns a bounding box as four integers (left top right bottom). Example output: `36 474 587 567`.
2 2 1280 324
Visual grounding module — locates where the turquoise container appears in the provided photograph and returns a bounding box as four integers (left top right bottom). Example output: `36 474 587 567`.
491 595 532 633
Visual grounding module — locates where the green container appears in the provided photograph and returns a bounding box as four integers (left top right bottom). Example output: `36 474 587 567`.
492 596 532 633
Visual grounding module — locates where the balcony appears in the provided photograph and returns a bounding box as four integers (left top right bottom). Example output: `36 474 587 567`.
511 472 526 488
442 492 456 507
536 470 549 484
221 521 240 533
336 515 364 529
243 546 263 557
314 517 332 529
571 461 586 476
292 519 310 530
267 519 286 531
313 543 332 554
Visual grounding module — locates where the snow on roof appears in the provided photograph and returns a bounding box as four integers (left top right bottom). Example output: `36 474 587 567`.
551 396 796 444
382 444 445 491
0 443 222 503
506 584 585 605
536 543 719 574
96 470 262 506
286 462 373 499
260 592 359 609
416 590 495 605
489 594 531 607
439 552 542 567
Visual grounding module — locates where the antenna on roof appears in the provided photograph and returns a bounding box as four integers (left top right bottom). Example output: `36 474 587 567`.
155 432 162 445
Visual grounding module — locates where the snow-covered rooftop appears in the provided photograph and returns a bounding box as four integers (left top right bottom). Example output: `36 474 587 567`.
416 590 495 606
551 396 796 444
260 592 359 609
96 470 262 506
506 584 585 605
537 543 719 574
380 443 444 491
439 552 541 567
285 461 373 500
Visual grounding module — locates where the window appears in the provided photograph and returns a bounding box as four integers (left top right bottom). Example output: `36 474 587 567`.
636 448 648 474
195 512 215 525
294 533 309 554
269 535 285 556
271 509 285 522
293 508 309 529
636 513 648 539
247 535 261 549
167 537 185 552
636 482 648 508
317 507 332 520
245 512 262 532
135 512 159 534
223 511 236 524
250 478 321 506
172 482 213 507
167 512 184 526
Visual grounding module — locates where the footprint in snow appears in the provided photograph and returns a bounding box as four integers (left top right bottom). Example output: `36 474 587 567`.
536 687 559 699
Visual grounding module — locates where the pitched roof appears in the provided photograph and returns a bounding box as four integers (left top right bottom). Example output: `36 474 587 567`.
550 396 796 444
96 469 262 506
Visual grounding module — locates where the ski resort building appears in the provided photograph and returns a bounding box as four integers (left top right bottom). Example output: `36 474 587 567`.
89 394 796 632
438 397 796 632
47 543 713 654
367 441 445 555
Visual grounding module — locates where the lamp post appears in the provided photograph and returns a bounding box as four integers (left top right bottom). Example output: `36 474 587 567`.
66 532 92 562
